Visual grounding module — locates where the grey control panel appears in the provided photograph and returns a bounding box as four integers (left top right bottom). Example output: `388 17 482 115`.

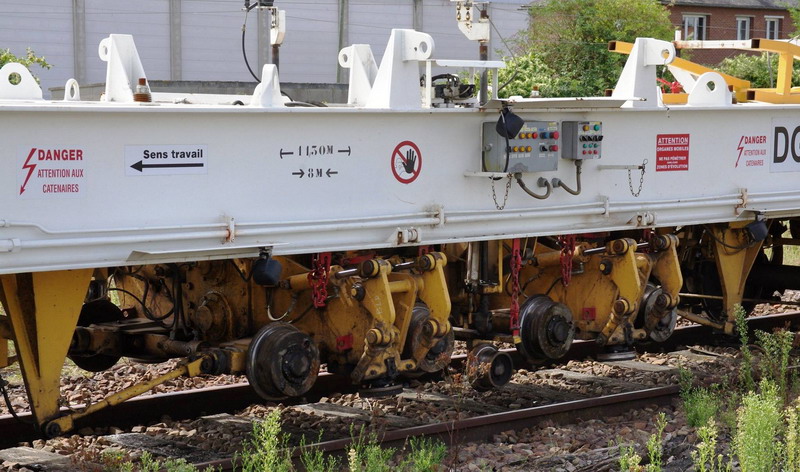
482 121 560 173
562 121 603 160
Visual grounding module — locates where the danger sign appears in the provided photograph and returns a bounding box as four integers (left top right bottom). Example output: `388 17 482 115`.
656 134 690 172
391 141 422 184
18 147 86 198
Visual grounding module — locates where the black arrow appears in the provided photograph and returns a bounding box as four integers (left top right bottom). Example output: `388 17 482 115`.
292 169 305 178
280 149 294 159
130 161 204 172
338 146 351 156
326 169 338 177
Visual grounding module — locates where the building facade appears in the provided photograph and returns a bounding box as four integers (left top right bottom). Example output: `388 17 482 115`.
666 0 797 63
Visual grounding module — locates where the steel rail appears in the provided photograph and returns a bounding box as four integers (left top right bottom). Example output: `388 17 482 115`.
194 385 680 471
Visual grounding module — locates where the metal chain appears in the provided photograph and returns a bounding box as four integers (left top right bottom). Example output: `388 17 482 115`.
492 174 513 210
510 238 522 333
308 252 331 308
558 234 577 287
627 159 648 198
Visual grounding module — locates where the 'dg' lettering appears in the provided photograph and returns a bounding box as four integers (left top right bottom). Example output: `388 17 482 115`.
774 125 800 164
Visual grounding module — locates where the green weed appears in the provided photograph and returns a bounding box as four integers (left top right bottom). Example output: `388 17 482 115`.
347 425 395 472
678 366 694 395
238 409 293 472
691 419 729 472
617 441 642 472
734 380 783 472
398 436 448 472
679 368 721 427
787 401 800 472
735 304 756 392
754 329 794 399
644 412 668 472
112 451 214 472
682 387 721 428
299 433 340 472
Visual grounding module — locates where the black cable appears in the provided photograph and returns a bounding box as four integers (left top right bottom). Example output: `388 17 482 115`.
499 110 510 173
285 101 320 107
703 225 757 251
0 375 30 424
242 9 261 82
487 15 520 93
107 288 173 322
545 277 562 296
229 259 253 283
168 264 189 336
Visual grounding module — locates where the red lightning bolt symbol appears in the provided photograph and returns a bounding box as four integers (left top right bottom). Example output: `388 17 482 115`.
20 148 37 195
735 136 745 168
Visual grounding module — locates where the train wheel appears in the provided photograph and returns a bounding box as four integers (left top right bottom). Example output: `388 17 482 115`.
516 295 574 362
639 284 677 343
246 322 320 400
467 344 513 392
402 303 454 376
68 299 122 372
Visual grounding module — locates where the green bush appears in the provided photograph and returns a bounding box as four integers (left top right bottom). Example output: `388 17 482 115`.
718 53 800 89
500 0 673 97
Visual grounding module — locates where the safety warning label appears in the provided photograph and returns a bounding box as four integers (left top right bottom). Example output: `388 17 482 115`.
391 141 422 184
18 147 86 198
656 134 690 172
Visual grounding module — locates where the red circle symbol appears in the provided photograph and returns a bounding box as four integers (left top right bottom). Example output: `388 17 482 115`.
391 141 422 184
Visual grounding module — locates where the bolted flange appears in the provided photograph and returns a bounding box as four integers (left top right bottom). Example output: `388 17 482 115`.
246 322 320 400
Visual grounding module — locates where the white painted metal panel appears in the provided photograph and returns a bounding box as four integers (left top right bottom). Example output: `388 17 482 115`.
0 0 75 98
1 100 799 274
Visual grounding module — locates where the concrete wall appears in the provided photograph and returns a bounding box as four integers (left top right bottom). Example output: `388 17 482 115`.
49 80 349 104
1 0 530 98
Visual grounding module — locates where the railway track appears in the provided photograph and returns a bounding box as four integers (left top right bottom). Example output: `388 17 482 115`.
0 310 797 469
195 386 680 472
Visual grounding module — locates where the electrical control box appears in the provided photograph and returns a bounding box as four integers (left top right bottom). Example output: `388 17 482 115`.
562 121 603 160
482 121 561 173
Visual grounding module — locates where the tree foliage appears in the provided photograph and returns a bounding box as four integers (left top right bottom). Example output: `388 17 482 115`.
717 52 800 89
499 0 674 98
0 48 51 83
